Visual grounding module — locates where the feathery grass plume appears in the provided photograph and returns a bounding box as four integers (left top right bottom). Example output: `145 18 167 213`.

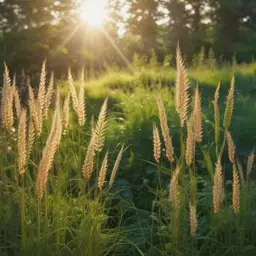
68 68 79 114
36 106 62 199
1 63 14 129
226 131 235 164
170 166 180 213
98 151 108 190
189 202 197 237
28 83 40 135
247 149 254 180
27 118 35 159
94 98 108 152
44 71 54 118
82 134 95 182
62 91 70 135
214 83 220 146
12 75 21 118
223 76 235 129
232 164 240 214
18 109 27 175
38 60 46 115
175 44 190 127
153 123 161 163
109 145 124 188
78 69 86 126
213 159 224 213
186 115 195 166
156 95 174 163
193 86 203 143
35 98 43 136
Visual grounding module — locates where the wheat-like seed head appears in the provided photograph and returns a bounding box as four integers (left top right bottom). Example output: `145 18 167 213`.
94 98 108 152
214 83 220 145
232 164 240 214
27 118 35 160
82 133 95 182
28 83 41 136
189 202 197 237
38 60 46 115
68 68 79 114
186 115 195 166
170 167 180 213
2 63 14 129
153 123 161 163
193 86 203 143
18 109 27 175
36 106 62 200
226 131 235 164
109 145 124 188
12 75 21 118
98 151 108 190
223 76 235 129
156 96 174 163
247 149 255 180
78 69 86 126
175 44 190 127
62 91 70 135
44 71 54 119
213 159 224 213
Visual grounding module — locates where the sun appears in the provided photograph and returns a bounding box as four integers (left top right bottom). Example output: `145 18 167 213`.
77 0 108 27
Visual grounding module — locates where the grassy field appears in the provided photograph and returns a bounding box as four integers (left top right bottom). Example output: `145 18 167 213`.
1 52 256 256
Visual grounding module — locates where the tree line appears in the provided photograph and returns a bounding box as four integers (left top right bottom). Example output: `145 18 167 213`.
0 0 256 76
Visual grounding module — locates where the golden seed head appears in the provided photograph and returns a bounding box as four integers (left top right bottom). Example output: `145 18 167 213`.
82 134 95 182
109 145 124 188
247 149 254 180
156 95 174 163
213 159 224 213
185 115 195 166
94 98 108 152
175 44 190 127
62 91 70 135
153 124 161 163
232 164 240 214
193 87 203 143
27 118 35 159
223 76 235 129
38 60 47 115
18 109 27 175
170 167 180 213
44 71 54 119
214 83 220 145
226 131 236 164
78 69 86 126
68 68 79 114
189 202 197 237
98 151 108 190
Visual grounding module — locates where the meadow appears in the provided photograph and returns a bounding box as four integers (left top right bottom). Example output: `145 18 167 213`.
1 48 256 256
